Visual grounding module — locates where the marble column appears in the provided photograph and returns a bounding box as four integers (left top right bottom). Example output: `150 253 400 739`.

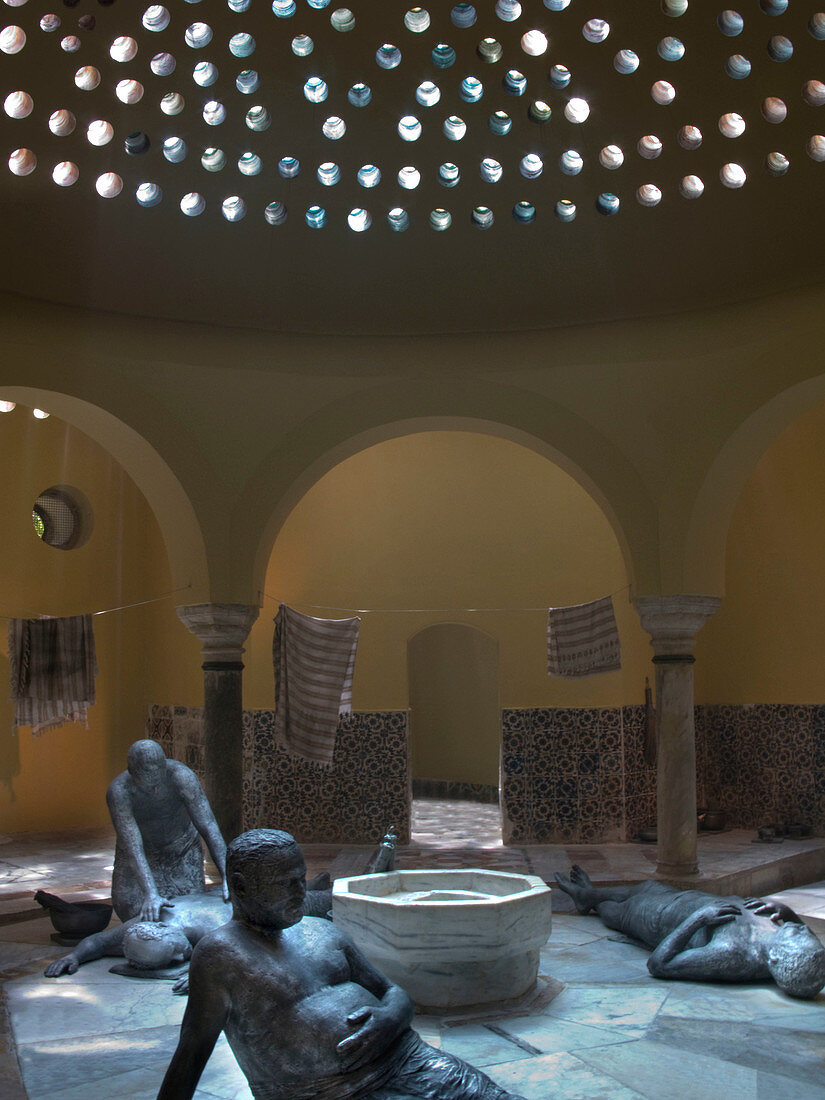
634 595 721 878
177 603 259 842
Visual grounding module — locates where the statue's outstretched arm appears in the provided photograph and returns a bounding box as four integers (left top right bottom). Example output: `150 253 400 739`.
107 778 163 917
158 942 227 1099
44 923 126 976
647 902 740 980
175 768 228 900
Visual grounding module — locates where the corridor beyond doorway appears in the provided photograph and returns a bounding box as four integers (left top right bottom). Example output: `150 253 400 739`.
411 797 503 849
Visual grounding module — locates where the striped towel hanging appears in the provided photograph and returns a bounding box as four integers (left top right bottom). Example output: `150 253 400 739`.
547 596 621 678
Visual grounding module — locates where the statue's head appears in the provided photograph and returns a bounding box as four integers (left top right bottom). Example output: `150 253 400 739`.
766 922 825 998
127 740 168 794
122 921 191 970
226 829 306 931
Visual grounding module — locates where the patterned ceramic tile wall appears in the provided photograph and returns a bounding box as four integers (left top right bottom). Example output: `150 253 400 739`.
146 706 411 844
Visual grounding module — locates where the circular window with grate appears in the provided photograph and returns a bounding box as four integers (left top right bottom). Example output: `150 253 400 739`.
32 485 93 550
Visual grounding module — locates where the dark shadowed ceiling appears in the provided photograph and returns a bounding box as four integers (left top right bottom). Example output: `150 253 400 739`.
0 0 823 334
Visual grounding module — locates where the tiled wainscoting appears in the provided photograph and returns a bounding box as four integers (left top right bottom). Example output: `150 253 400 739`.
148 703 825 846
146 706 411 844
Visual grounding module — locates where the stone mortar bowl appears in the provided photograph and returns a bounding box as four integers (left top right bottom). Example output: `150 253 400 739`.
332 868 552 1010
46 901 113 937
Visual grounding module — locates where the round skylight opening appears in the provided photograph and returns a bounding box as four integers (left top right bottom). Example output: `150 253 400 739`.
614 50 639 74
416 81 440 107
599 144 624 169
143 6 170 32
718 10 743 36
560 149 583 174
151 52 176 76
221 196 246 222
489 110 511 134
49 109 76 136
180 192 206 216
388 208 409 232
658 36 684 61
52 160 78 186
597 192 620 216
719 112 745 138
680 174 703 198
116 79 144 104
565 98 589 123
292 35 313 56
673 125 700 152
304 76 327 102
478 37 502 63
398 115 422 141
32 486 91 550
278 156 300 177
110 35 137 62
471 206 494 229
246 106 271 131
193 61 218 86
555 199 576 221
87 120 113 146
651 81 675 105
136 182 162 207
443 115 466 140
185 22 212 48
512 201 535 223
460 76 483 103
521 30 547 56
637 184 662 206
662 0 688 14
451 4 476 28
810 14 825 40
264 202 287 226
638 134 662 158
61 36 80 53
348 208 371 232
73 63 102 90
583 19 609 43
307 0 331 7
272 0 296 16
720 162 746 187
96 172 123 198
529 100 551 123
429 209 452 231
203 100 226 125
0 25 25 53
317 161 340 185
357 165 380 188
305 205 326 228
229 32 255 57
40 15 60 33
432 43 456 68
238 152 261 176
480 157 502 182
544 0 571 9
765 151 789 175
330 8 355 32
228 0 252 8
4 90 32 117
9 148 35 175
161 93 185 115
503 70 526 96
762 97 787 123
162 136 187 162
803 81 825 107
202 147 226 171
376 43 401 69
348 84 372 106
404 8 430 33
760 0 788 14
438 162 460 187
550 64 571 88
520 153 542 178
323 116 345 139
496 0 521 21
806 135 825 161
398 165 420 189
726 54 751 79
767 35 793 62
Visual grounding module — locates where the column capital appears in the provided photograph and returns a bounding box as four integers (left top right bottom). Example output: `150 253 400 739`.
634 595 721 659
177 603 259 663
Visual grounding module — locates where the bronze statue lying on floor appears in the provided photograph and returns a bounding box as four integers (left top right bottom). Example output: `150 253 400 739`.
158 829 525 1100
555 865 825 999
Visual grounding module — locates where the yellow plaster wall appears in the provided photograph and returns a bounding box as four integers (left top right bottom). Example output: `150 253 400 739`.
243 432 652 716
696 401 825 703
0 407 181 832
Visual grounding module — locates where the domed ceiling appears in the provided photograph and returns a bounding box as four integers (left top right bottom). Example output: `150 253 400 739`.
0 0 823 334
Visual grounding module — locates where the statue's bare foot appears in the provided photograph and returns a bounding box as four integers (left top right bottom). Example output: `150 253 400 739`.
554 865 596 913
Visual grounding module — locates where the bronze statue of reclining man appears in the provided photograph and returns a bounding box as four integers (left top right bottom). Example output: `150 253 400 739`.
158 829 526 1100
555 864 825 999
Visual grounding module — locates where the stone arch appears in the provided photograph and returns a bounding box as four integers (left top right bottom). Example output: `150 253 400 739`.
239 381 658 603
0 386 209 599
684 374 825 595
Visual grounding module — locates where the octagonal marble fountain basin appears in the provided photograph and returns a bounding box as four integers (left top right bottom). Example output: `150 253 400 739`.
332 869 552 1009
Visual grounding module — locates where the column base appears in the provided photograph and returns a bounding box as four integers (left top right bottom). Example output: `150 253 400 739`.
656 860 699 878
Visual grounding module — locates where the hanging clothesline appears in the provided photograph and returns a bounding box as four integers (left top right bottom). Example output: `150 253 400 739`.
261 582 631 616
0 584 192 622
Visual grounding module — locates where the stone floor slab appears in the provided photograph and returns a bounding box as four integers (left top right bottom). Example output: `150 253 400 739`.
486 1050 645 1099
